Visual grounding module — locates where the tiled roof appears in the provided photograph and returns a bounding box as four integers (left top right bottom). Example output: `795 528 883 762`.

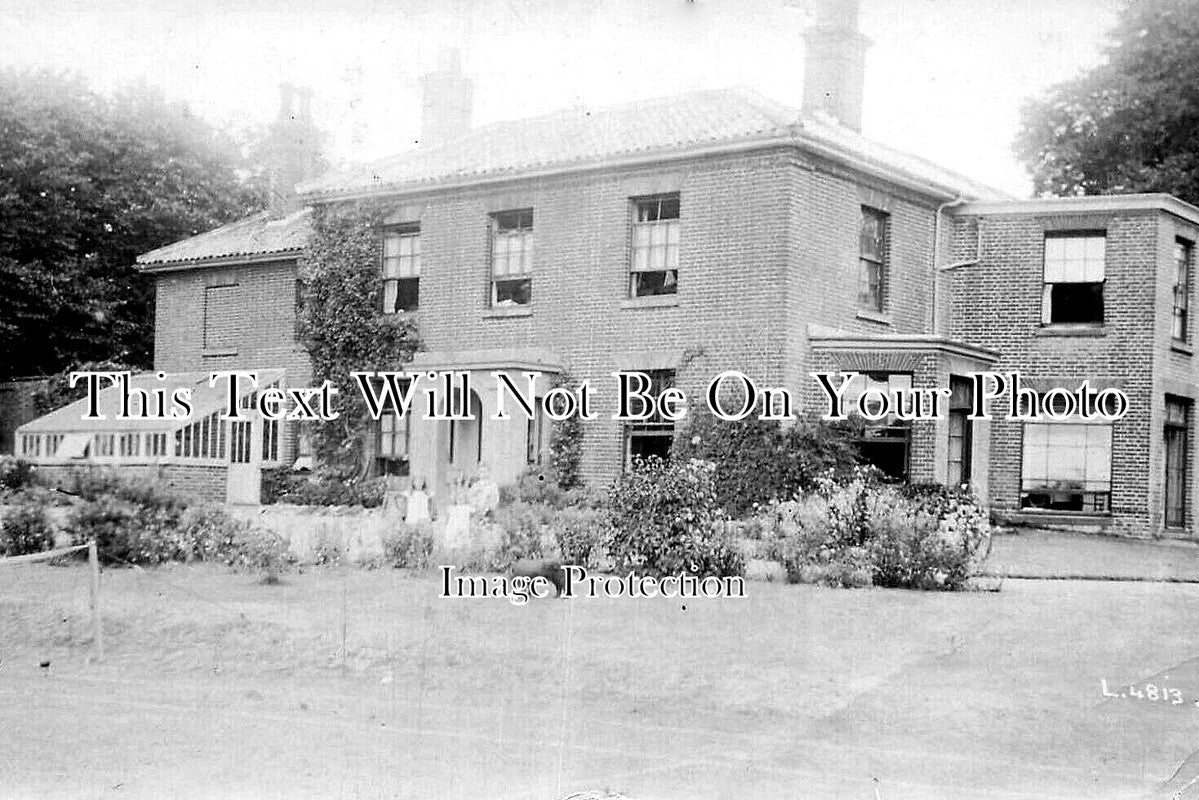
135 87 1008 269
136 208 311 269
299 87 1008 202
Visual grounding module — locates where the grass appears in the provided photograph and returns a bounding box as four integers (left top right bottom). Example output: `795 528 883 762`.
2 562 1199 799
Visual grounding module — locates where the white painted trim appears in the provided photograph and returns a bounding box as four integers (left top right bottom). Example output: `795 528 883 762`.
956 194 1199 227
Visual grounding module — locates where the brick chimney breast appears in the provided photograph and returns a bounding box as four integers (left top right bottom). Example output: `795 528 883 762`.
420 47 474 148
266 82 321 214
801 0 871 132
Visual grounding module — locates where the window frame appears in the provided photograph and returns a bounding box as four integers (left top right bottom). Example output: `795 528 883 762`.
623 369 676 467
490 209 534 307
1019 418 1113 514
1174 237 1192 343
376 410 411 477
1041 231 1106 327
629 194 681 298
858 207 889 312
381 223 421 315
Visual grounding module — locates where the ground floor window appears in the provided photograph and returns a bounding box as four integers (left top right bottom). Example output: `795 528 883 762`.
377 412 410 477
526 397 548 466
625 369 676 467
262 418 280 463
448 390 484 466
847 372 912 481
1165 397 1189 528
1020 422 1112 513
947 376 974 488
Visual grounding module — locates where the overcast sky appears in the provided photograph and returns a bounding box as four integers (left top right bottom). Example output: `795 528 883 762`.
3 0 1126 197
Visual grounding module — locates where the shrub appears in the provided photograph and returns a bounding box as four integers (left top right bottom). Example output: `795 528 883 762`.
672 411 860 517
61 468 294 573
0 456 38 494
311 527 346 566
260 465 295 505
177 505 292 574
491 500 556 569
67 495 145 564
382 523 436 569
63 470 190 564
499 467 603 510
754 477 992 591
605 457 744 579
221 526 292 575
553 506 608 568
261 469 386 508
0 490 55 556
868 485 991 590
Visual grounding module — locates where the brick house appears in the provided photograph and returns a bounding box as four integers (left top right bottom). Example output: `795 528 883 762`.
15 2 1199 538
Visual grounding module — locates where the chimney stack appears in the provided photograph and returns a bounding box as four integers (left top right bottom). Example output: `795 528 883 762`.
420 48 473 147
801 0 871 132
266 82 322 214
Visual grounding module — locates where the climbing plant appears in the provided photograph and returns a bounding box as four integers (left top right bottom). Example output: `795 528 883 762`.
547 370 584 489
297 200 420 477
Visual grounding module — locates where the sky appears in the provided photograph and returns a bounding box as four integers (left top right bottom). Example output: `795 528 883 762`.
1 0 1127 197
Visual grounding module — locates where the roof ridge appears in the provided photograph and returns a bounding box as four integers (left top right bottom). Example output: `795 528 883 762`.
298 86 800 195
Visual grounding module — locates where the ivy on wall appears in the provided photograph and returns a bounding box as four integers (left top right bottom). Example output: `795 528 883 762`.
297 200 420 477
547 370 583 489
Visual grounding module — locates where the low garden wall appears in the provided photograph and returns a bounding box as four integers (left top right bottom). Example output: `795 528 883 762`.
226 505 507 566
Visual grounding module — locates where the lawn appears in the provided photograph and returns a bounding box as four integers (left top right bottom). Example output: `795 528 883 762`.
2 563 1199 799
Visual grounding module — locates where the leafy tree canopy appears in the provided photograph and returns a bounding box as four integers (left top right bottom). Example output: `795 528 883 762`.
1015 0 1199 203
0 69 266 379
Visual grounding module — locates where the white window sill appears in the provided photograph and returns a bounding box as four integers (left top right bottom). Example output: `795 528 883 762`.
1036 325 1106 338
201 348 238 358
383 310 420 324
482 306 532 319
621 295 679 310
1171 341 1193 356
856 309 892 325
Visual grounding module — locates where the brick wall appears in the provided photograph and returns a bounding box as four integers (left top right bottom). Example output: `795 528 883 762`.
947 209 1185 533
153 258 311 385
33 461 228 504
349 150 799 485
313 149 950 486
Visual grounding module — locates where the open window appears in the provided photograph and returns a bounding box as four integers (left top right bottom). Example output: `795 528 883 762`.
382 224 421 314
1042 232 1105 326
491 210 533 306
630 195 679 297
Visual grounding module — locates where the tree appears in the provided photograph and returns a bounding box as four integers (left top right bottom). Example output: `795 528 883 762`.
1015 0 1199 204
0 69 266 379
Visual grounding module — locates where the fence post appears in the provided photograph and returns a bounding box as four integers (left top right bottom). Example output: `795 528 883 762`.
87 541 103 661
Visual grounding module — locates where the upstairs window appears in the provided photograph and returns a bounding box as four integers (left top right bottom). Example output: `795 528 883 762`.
1174 238 1192 342
491 209 533 306
630 195 680 297
1043 232 1105 326
858 207 888 312
382 224 421 314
